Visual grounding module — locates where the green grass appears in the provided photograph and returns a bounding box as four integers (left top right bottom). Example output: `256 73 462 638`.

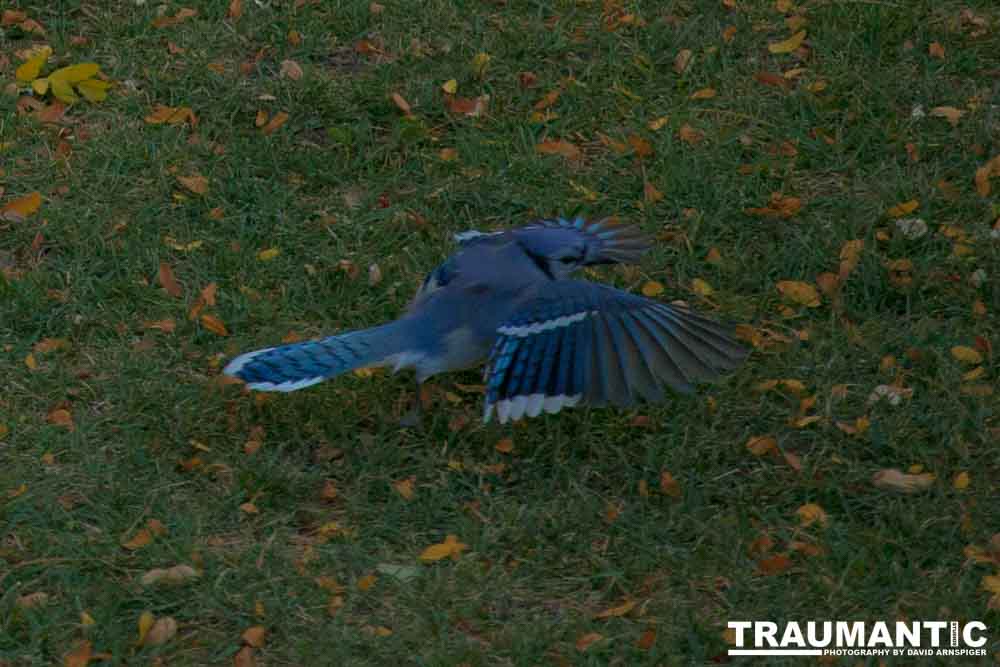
2 0 999 664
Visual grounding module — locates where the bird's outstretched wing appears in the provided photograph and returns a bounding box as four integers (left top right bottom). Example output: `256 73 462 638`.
483 281 747 423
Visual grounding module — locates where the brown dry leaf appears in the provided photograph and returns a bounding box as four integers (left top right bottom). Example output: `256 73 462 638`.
63 641 92 667
200 313 229 336
261 111 289 135
536 139 582 161
34 337 70 353
776 280 820 307
690 87 716 100
754 71 791 89
722 25 737 43
643 181 664 203
1 191 42 221
495 438 514 453
16 592 50 609
7 483 27 499
254 110 268 127
242 626 268 648
48 408 75 431
595 599 636 619
393 477 415 500
209 207 225 220
768 30 806 54
152 8 197 28
233 646 257 667
228 0 243 19
280 59 303 80
446 95 489 117
953 471 971 490
930 106 964 126
239 502 259 514
928 42 945 59
678 123 704 145
659 470 681 497
674 49 693 74
748 533 775 557
145 617 178 646
419 534 468 562
390 92 411 115
177 173 208 195
122 528 153 551
576 632 604 652
145 105 196 126
746 435 777 456
439 147 458 161
974 155 1000 196
838 239 864 280
158 262 183 298
357 574 377 591
757 553 792 575
141 564 199 586
745 192 801 218
628 134 654 157
534 89 561 110
872 468 935 493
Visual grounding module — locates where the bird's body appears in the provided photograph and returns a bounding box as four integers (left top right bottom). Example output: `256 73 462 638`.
224 218 747 423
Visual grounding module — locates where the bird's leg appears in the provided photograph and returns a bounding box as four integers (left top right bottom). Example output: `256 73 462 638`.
399 377 423 429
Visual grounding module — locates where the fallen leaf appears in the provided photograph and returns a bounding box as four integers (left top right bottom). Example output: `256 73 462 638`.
722 25 737 43
257 247 280 262
776 280 820 307
47 408 75 431
678 123 704 145
446 95 489 117
796 503 828 527
768 30 806 54
648 116 669 131
576 632 604 652
200 314 229 336
280 59 303 80
495 438 514 453
641 281 665 297
690 87 716 100
228 0 243 19
261 111 289 135
441 79 458 94
928 42 945 59
390 92 411 114
2 191 42 221
177 174 208 195
144 616 178 646
141 564 199 586
16 592 49 608
152 7 197 28
122 528 153 551
746 435 777 456
757 554 792 575
953 471 971 490
595 599 636 619
930 106 964 126
536 139 581 161
886 199 918 218
691 277 713 297
393 477 415 500
242 626 267 648
643 181 664 203
145 105 196 126
357 574 377 591
63 641 92 667
158 262 183 298
419 534 468 562
15 47 51 82
754 71 791 89
950 345 982 364
534 89 561 110
873 468 935 493
233 646 257 667
659 470 681 497
673 49 692 73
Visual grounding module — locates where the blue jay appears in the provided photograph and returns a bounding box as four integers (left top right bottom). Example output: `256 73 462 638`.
224 217 747 423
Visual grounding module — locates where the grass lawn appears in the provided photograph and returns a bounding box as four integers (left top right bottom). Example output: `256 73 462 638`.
2 0 999 664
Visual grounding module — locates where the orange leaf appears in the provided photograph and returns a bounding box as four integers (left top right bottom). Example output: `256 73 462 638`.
689 87 716 100
357 574 377 591
494 438 514 453
595 599 636 619
200 313 229 336
643 181 664 203
641 281 665 297
242 626 267 648
872 468 935 493
886 199 918 217
637 628 656 650
47 408 75 431
535 139 581 161
776 280 820 307
2 191 42 221
233 646 257 667
152 7 196 28
122 528 153 550
419 534 467 562
177 174 208 195
158 262 183 298
533 89 560 110
390 92 411 114
63 641 92 667
445 96 488 117
678 123 704 145
746 435 777 456
757 553 792 575
659 470 681 497
928 41 945 59
228 0 243 19
768 30 806 54
261 111 289 135
576 632 604 652
393 477 415 500
627 134 654 157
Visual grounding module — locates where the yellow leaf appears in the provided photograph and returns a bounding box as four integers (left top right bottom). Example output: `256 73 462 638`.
442 79 458 94
137 611 155 644
15 47 51 82
982 574 1000 595
31 77 49 95
886 199 919 217
261 110 289 135
594 599 636 619
49 63 100 83
77 79 111 103
776 280 820 307
7 483 28 499
24 353 38 370
953 471 971 490
641 281 665 297
200 314 229 337
50 77 79 103
689 87 716 100
471 52 491 75
2 191 42 221
796 503 828 527
419 534 468 562
257 247 280 261
962 366 985 381
648 116 669 131
393 477 415 500
768 30 806 54
80 611 96 626
691 278 714 297
951 346 983 364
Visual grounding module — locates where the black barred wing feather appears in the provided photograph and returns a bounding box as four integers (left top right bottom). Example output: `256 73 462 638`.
483 281 748 423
